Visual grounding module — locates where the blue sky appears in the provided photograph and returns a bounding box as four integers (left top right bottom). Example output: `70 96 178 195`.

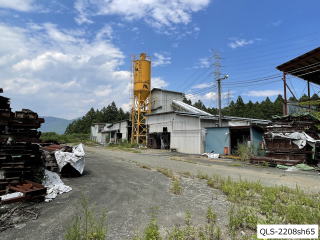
0 0 319 119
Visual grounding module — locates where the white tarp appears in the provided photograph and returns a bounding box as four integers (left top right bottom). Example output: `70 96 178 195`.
0 192 24 201
271 132 317 149
202 153 220 159
42 170 72 202
54 143 85 174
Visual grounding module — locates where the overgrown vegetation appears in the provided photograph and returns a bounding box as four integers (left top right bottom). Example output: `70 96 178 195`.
107 141 141 153
41 132 91 144
156 168 183 195
65 197 107 240
133 208 222 240
236 143 252 161
196 173 320 239
171 178 183 195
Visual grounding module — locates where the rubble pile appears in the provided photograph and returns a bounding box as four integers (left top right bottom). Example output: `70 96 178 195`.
251 114 320 166
0 91 45 196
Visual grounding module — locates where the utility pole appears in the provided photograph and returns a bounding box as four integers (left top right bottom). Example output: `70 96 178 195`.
213 52 228 127
213 52 222 127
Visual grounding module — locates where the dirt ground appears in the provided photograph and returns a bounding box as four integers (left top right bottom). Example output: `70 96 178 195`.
1 145 320 240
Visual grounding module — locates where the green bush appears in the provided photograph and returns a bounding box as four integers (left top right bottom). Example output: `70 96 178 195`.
236 143 252 161
40 132 90 144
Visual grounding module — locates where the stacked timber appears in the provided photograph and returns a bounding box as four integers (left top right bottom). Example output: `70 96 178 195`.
251 114 320 166
0 91 44 195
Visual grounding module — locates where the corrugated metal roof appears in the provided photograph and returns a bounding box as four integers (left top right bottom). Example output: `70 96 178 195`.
276 47 320 84
172 100 213 116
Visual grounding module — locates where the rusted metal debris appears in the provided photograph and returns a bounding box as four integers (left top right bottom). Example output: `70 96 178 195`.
1 181 47 204
0 91 45 200
251 114 320 166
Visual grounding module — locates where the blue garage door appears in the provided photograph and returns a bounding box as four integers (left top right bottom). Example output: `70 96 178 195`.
205 127 230 154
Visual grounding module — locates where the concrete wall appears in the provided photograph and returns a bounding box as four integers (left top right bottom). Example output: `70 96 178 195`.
151 90 184 114
90 124 107 144
104 120 129 143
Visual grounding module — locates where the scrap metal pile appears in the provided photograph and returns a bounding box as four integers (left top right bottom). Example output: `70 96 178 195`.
0 90 46 203
251 114 320 166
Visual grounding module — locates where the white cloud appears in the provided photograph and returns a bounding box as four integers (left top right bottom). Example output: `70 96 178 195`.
192 82 212 89
153 53 171 67
0 0 36 12
194 57 210 68
96 24 113 40
0 22 131 119
272 20 282 27
152 77 168 88
186 90 233 103
74 0 210 30
94 86 112 97
0 22 169 119
229 38 254 49
246 90 282 97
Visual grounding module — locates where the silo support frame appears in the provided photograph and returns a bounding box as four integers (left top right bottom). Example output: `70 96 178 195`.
131 94 150 144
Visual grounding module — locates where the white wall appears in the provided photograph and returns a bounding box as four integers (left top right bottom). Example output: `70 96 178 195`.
147 113 175 133
151 90 184 114
104 120 129 142
147 113 202 154
90 124 107 144
171 115 202 154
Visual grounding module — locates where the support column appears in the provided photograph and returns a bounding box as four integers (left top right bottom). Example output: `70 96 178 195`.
283 72 288 115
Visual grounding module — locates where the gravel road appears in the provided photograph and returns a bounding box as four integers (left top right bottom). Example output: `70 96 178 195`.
101 147 320 193
1 146 232 240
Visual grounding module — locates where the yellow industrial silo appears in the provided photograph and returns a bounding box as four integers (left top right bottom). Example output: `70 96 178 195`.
131 53 151 144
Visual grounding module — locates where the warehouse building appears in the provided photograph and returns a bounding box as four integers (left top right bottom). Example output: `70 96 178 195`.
101 120 131 144
90 88 270 153
90 123 108 144
146 88 270 154
90 120 130 144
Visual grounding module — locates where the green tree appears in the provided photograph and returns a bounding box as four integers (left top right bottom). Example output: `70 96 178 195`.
65 102 129 134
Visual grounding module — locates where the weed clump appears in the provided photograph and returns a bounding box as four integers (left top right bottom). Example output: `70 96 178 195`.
65 197 107 240
171 178 183 195
236 143 252 161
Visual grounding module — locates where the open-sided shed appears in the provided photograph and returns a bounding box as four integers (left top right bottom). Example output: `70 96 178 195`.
277 47 320 114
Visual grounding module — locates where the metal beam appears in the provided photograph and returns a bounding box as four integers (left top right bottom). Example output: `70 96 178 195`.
283 72 288 115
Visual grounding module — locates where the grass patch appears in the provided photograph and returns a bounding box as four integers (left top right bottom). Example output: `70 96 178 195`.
156 168 183 195
179 171 193 178
139 164 152 170
65 197 107 240
107 142 141 153
236 143 252 162
41 132 91 144
134 208 222 240
157 168 175 179
171 178 183 195
229 163 242 167
194 172 320 239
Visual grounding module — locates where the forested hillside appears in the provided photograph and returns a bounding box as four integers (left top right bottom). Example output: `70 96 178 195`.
65 102 129 134
184 93 320 120
66 94 319 134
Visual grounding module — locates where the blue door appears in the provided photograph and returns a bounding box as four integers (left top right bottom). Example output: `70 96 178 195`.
205 128 230 154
